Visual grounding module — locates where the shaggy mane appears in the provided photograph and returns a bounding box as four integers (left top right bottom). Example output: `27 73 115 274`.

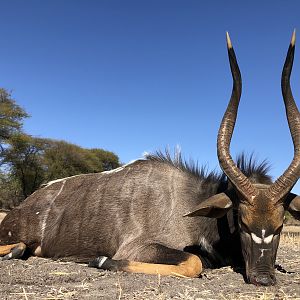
145 150 272 185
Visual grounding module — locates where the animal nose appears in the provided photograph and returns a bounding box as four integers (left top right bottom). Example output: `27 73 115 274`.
251 274 276 286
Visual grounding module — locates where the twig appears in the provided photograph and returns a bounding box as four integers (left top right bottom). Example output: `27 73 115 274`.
117 276 122 300
10 288 35 300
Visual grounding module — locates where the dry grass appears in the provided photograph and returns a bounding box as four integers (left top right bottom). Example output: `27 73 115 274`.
280 229 300 250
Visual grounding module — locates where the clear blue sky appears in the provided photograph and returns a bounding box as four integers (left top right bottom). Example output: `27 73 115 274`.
1 1 300 193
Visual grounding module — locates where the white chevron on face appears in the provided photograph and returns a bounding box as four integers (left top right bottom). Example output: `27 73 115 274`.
251 231 274 244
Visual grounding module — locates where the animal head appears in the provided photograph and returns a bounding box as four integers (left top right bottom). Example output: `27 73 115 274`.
186 31 300 286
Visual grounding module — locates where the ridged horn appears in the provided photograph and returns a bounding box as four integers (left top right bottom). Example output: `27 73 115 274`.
265 30 300 202
217 32 258 202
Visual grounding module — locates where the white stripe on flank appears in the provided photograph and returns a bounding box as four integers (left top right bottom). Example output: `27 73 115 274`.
41 180 66 247
43 160 142 187
101 160 140 174
101 166 125 174
43 174 83 188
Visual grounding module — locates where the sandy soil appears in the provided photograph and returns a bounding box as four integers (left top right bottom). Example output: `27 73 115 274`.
0 231 298 300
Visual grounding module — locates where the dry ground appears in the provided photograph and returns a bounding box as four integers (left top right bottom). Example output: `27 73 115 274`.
0 213 299 300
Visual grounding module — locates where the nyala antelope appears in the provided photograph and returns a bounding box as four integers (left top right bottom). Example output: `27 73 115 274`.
0 32 299 286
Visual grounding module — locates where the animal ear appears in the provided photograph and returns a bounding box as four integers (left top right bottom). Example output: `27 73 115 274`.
184 193 233 218
285 193 300 220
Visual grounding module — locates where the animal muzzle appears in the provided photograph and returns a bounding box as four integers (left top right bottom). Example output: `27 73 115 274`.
241 233 279 286
248 270 276 286
245 245 277 286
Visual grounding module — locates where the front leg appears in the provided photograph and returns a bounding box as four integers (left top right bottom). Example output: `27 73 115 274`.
88 244 203 278
0 242 26 260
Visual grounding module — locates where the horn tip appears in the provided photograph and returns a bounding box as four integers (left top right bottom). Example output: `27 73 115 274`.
291 29 296 46
226 31 232 49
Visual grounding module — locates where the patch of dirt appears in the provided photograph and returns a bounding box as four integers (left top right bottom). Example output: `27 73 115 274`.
0 232 299 300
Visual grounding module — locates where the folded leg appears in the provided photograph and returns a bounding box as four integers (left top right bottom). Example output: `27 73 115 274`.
0 242 26 260
89 243 202 278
